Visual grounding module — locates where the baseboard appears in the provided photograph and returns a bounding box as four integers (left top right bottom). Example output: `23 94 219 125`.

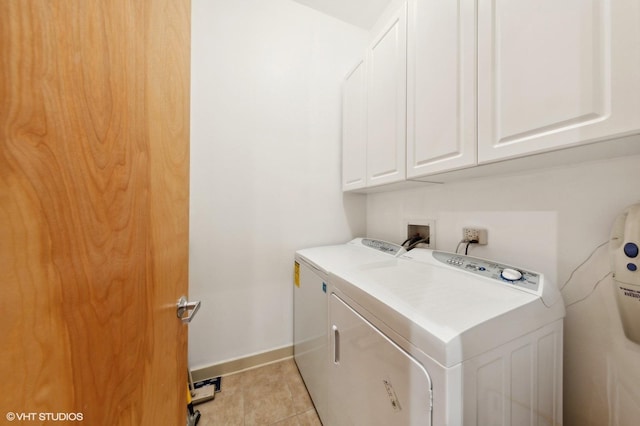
191 345 293 382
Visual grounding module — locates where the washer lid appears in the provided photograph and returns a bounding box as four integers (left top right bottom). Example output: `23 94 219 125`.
330 249 565 367
295 238 404 274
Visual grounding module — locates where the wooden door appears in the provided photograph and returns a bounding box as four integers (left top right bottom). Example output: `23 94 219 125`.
365 2 407 188
0 1 191 425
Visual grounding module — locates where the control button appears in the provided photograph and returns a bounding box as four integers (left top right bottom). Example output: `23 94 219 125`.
624 243 639 258
501 268 523 281
627 263 638 272
479 267 486 271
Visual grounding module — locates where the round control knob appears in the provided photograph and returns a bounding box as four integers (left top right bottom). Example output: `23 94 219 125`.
501 268 522 281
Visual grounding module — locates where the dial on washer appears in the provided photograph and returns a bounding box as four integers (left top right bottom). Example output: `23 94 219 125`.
501 268 523 281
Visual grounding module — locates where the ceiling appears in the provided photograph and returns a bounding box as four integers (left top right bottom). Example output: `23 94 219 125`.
291 0 391 30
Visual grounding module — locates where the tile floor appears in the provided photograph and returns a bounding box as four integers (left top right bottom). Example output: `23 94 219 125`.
194 358 322 425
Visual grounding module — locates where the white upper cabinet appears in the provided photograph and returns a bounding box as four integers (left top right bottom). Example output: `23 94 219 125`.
477 0 640 163
406 0 477 178
342 59 367 191
366 3 407 187
342 0 640 191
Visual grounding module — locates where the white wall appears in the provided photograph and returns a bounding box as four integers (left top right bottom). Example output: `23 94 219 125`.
190 0 640 421
189 0 368 369
366 153 640 425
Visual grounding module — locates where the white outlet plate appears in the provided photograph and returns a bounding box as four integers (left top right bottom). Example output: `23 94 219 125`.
463 227 488 245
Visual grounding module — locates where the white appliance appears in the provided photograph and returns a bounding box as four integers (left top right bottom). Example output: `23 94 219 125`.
294 238 405 423
328 249 566 425
610 203 640 344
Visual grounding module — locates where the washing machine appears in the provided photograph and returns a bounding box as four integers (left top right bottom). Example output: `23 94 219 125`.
293 238 405 423
327 248 566 426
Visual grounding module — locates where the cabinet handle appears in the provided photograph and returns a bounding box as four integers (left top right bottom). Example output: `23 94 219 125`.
332 325 340 364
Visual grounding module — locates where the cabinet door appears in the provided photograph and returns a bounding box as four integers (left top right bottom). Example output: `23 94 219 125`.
342 59 367 191
407 0 477 178
366 3 407 187
478 0 640 163
329 294 432 425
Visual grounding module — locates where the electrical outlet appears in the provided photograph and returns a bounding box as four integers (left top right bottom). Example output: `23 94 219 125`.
463 227 488 245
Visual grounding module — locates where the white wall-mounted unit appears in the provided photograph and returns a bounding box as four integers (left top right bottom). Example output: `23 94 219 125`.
365 2 408 188
477 0 640 163
341 2 409 192
343 0 640 190
406 0 477 177
342 59 368 191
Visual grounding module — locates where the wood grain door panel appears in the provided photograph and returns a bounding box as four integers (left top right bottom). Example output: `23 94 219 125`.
0 1 190 424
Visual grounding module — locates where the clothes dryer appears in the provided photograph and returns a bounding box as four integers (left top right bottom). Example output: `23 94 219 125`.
293 238 405 423
328 249 565 425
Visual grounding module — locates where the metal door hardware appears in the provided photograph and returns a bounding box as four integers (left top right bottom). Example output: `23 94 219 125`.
177 296 201 323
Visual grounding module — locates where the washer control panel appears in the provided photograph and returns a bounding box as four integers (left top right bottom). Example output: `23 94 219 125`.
362 238 405 256
433 251 540 293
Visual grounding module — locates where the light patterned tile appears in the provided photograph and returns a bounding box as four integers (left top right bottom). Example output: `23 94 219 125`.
282 363 306 392
297 409 322 426
196 390 244 426
244 381 295 425
272 414 301 426
278 360 315 414
195 358 318 426
220 371 244 395
279 358 299 378
240 361 284 390
288 376 314 414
